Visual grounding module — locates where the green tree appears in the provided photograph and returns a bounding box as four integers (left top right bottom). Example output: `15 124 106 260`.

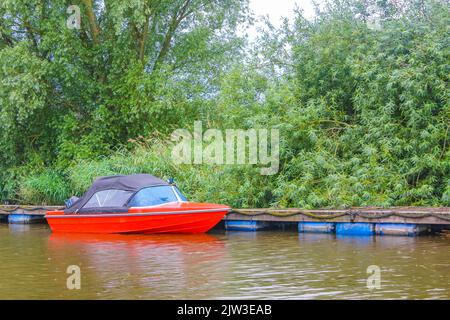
0 0 249 201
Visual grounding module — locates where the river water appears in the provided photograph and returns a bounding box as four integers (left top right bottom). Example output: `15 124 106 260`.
0 223 449 299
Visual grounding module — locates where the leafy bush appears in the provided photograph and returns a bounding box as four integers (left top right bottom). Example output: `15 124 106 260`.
18 169 70 205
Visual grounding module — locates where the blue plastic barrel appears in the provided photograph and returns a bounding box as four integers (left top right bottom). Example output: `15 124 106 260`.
225 220 270 231
298 222 335 233
335 222 374 236
8 214 45 224
375 223 428 236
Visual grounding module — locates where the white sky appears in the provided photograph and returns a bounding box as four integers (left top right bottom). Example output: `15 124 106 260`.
250 0 318 23
246 0 320 40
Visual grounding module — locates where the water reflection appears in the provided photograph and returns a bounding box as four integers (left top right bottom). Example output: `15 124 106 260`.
8 223 33 234
46 233 229 299
0 224 449 299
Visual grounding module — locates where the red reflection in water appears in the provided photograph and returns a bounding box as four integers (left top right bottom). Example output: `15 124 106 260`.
48 232 226 263
49 232 223 245
47 233 228 297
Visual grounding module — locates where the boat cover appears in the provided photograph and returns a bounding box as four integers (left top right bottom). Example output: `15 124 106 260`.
65 174 169 214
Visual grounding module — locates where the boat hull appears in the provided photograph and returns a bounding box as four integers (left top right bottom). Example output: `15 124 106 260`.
46 203 230 234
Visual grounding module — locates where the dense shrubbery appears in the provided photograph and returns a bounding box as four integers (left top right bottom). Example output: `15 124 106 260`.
17 141 274 207
0 0 448 207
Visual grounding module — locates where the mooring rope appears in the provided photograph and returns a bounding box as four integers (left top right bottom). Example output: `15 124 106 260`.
229 209 450 222
0 206 60 214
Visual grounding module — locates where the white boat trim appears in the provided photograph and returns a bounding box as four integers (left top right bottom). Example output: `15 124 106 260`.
172 186 185 203
45 208 231 219
129 201 181 209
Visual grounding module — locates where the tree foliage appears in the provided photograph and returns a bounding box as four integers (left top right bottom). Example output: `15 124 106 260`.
0 0 448 207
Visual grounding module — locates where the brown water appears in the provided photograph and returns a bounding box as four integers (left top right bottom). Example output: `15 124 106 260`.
0 223 449 299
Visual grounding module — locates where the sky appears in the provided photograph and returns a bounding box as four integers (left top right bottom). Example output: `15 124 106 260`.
250 0 318 23
246 0 320 40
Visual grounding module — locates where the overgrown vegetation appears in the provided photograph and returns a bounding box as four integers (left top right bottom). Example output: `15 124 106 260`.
0 0 448 207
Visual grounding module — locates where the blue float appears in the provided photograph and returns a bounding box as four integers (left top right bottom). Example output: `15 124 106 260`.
375 223 428 236
335 222 374 236
298 222 335 233
8 214 45 224
225 220 270 231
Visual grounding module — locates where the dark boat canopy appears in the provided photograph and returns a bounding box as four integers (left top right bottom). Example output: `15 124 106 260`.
84 174 168 192
65 174 169 214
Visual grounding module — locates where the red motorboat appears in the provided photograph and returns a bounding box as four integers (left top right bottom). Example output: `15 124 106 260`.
46 174 230 234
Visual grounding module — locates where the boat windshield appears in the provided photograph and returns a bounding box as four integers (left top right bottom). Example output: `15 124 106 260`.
83 189 133 208
128 186 187 207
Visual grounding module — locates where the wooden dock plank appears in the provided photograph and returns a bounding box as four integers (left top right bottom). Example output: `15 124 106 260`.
227 207 450 225
0 205 62 216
